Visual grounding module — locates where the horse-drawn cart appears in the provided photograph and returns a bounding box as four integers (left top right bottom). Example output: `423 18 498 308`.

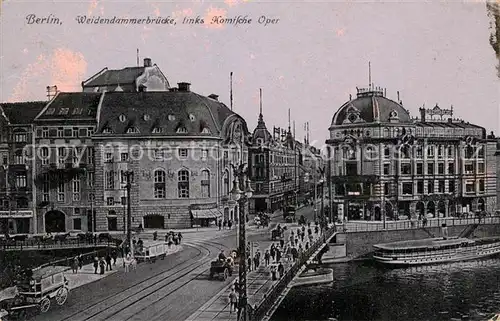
0 266 70 320
209 258 233 281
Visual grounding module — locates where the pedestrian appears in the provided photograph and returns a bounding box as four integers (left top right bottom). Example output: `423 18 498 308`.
291 247 298 261
270 245 276 262
218 220 222 230
300 232 305 243
105 253 112 271
253 254 259 269
279 238 284 249
309 233 314 243
234 279 240 293
270 264 277 281
278 262 284 278
99 257 105 275
173 233 179 245
315 226 319 234
289 234 294 247
223 220 227 229
305 242 309 251
276 248 282 263
228 288 238 314
111 250 118 266
423 216 428 227
264 250 270 266
78 254 83 270
228 220 233 229
167 234 173 248
72 257 79 274
153 231 158 241
301 225 305 235
93 257 99 274
247 256 252 272
177 232 183 244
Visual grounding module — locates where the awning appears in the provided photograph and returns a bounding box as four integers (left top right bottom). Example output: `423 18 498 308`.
191 209 222 219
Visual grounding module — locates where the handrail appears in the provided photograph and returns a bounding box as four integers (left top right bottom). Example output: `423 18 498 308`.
0 237 119 251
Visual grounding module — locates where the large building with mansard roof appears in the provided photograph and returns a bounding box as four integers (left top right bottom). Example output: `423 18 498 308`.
326 85 497 223
21 57 250 233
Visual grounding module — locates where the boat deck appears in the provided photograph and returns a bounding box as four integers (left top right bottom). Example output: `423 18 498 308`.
374 237 472 251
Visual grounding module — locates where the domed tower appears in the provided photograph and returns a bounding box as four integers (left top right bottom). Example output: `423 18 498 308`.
326 85 417 224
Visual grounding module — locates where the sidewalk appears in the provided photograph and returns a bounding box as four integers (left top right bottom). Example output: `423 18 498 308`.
61 243 182 291
187 222 324 321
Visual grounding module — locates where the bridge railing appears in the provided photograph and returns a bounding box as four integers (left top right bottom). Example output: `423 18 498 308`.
35 248 117 270
344 216 500 233
249 226 336 321
0 237 119 251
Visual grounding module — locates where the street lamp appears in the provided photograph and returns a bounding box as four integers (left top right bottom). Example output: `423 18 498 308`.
122 170 134 257
230 163 253 321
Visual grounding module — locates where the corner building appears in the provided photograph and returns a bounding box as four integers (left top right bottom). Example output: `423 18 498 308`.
326 86 497 222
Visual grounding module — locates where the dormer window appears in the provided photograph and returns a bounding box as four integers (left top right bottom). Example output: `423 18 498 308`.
189 114 196 121
143 114 151 121
102 128 113 134
46 108 55 115
127 127 139 134
176 127 188 134
201 127 211 134
119 114 127 123
152 128 162 134
59 108 69 115
73 108 83 115
168 115 176 121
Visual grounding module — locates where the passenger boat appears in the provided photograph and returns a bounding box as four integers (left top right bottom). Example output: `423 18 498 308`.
373 236 500 266
290 268 333 287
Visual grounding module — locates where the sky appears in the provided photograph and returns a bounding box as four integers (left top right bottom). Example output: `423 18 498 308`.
1 0 499 146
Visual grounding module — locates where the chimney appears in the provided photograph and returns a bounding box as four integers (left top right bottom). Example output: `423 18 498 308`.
419 107 426 122
143 58 152 67
178 82 191 92
208 94 219 101
169 87 178 92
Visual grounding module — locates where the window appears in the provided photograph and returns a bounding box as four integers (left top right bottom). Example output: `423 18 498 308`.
438 180 445 193
415 146 423 158
14 154 24 165
14 133 27 142
87 148 94 164
477 162 485 174
73 147 82 166
120 153 129 162
59 108 69 115
465 146 474 159
87 127 95 136
402 182 413 195
121 197 127 205
201 149 208 160
2 156 7 165
105 171 115 189
384 147 390 158
178 169 190 198
401 163 411 175
105 153 113 163
127 127 139 134
438 163 444 175
152 128 162 134
427 180 434 194
417 181 424 194
40 147 49 165
176 127 188 134
107 197 115 206
73 218 82 230
42 173 50 201
437 145 444 158
448 163 454 174
416 163 423 175
58 147 67 164
72 178 80 201
168 114 176 121
427 145 434 157
178 148 188 158
73 192 81 201
72 128 79 137
57 175 65 202
479 179 485 192
102 128 113 134
202 128 211 134
42 127 49 138
465 181 475 194
154 169 166 199
16 198 28 209
46 108 55 115
87 172 94 188
447 146 454 158
223 170 229 195
384 183 389 195
119 114 127 122
201 170 210 198
154 150 164 161
478 146 485 158
464 163 474 174
143 114 151 121
427 163 434 175
15 174 26 188
449 181 455 193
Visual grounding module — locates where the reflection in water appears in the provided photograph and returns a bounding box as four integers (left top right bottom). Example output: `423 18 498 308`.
272 257 500 321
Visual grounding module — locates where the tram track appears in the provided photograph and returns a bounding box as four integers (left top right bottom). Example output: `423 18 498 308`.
65 240 230 321
52 243 207 321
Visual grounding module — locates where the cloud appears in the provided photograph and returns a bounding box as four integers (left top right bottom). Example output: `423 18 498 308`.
9 48 87 102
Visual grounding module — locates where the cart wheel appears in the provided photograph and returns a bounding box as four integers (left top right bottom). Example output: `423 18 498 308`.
222 268 228 281
56 287 69 305
40 297 51 313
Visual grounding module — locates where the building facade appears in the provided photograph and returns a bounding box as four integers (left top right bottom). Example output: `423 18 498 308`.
0 102 46 234
248 110 299 213
326 86 497 222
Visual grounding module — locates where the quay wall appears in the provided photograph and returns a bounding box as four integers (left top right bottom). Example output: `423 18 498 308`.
341 224 500 259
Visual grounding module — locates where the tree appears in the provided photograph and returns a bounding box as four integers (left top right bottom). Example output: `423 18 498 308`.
487 1 500 78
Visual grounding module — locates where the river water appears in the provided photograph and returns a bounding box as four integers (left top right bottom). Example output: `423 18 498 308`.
271 257 500 321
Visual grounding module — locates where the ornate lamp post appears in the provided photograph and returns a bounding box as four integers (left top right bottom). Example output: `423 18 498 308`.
122 170 134 256
230 163 253 321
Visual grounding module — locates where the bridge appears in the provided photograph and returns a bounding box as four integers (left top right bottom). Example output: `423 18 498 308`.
0 238 118 251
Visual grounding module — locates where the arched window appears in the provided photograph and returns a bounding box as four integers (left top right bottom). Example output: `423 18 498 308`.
223 169 229 195
154 169 166 199
178 169 190 198
201 170 210 198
